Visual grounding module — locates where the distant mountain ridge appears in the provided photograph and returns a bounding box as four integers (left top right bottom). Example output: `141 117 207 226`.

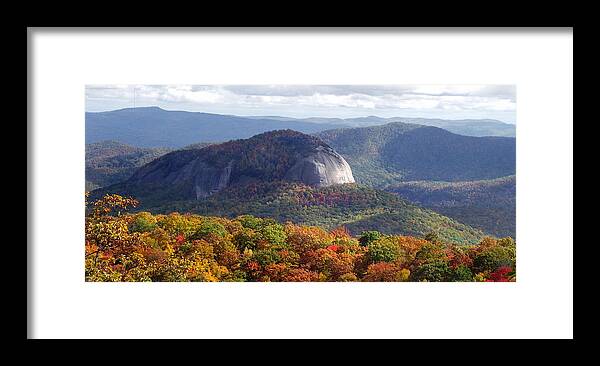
86 107 344 148
86 107 515 149
250 115 515 137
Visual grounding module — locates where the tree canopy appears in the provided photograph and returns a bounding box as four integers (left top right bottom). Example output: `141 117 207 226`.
85 193 516 282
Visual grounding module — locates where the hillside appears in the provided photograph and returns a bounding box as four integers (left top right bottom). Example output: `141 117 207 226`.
182 142 218 150
86 107 344 148
85 141 172 190
85 141 219 190
104 182 486 245
386 176 516 238
316 122 516 187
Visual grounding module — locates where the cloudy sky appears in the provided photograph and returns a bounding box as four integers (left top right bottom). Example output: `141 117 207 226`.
86 85 516 124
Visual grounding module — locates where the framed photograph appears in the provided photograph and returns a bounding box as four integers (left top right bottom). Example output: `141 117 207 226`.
28 28 573 339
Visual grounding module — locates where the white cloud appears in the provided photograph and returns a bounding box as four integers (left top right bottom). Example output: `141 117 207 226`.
411 85 482 96
159 86 224 103
85 84 517 123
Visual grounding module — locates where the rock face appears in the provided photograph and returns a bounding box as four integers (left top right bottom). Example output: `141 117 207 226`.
285 146 354 187
195 160 234 199
119 129 355 201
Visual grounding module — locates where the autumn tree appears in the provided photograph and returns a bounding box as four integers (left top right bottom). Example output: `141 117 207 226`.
366 236 403 264
85 194 515 282
470 237 516 274
130 211 157 233
410 261 450 282
359 230 382 246
363 263 410 282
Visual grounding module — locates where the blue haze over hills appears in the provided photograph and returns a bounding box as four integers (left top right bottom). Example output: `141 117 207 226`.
86 106 515 148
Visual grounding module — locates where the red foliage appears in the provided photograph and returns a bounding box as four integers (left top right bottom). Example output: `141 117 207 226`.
246 261 260 271
86 193 516 283
292 190 356 207
300 248 355 280
447 248 473 269
329 226 352 240
486 266 512 282
262 263 288 281
282 268 320 282
140 247 167 263
363 262 407 282
285 224 331 253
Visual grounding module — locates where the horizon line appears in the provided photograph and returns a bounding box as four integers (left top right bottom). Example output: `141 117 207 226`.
85 105 514 125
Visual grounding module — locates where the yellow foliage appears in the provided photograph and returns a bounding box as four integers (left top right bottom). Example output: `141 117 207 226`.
85 194 515 282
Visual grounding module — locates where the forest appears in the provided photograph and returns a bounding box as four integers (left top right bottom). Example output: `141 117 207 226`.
85 193 516 282
386 176 516 237
133 182 486 245
85 141 171 190
317 122 516 186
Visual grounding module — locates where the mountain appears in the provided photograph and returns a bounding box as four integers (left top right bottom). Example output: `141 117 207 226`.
86 107 345 148
95 130 355 204
91 130 486 245
316 122 516 187
85 141 172 190
386 176 516 238
85 119 516 191
252 115 515 137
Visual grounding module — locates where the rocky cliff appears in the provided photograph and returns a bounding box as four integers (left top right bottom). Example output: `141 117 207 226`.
284 146 355 187
106 130 354 203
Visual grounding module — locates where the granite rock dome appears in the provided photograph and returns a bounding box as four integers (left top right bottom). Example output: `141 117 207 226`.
113 130 355 202
284 145 354 187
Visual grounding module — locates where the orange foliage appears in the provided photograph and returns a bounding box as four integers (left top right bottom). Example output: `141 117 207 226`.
85 194 515 282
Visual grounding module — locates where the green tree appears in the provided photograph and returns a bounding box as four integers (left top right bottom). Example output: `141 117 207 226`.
191 220 228 240
414 242 447 264
233 227 259 251
451 265 473 282
258 223 287 248
410 260 450 282
367 237 402 263
130 212 157 233
424 231 442 244
253 248 281 266
472 246 515 273
471 237 516 274
359 231 382 247
237 215 264 230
